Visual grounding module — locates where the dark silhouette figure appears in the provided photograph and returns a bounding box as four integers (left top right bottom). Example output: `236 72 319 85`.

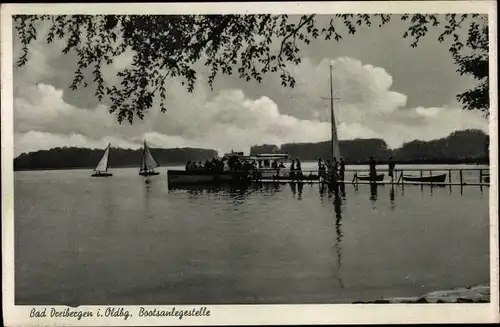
295 158 303 179
339 157 346 181
290 160 296 180
369 156 377 181
388 156 396 181
318 159 326 183
333 157 339 178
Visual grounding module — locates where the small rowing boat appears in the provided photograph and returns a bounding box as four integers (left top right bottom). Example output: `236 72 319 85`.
356 173 384 182
167 170 250 186
402 173 446 183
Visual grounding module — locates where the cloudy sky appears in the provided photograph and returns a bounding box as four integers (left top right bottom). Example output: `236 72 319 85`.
12 14 489 157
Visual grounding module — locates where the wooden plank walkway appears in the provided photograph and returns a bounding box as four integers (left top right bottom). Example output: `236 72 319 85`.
254 179 490 187
252 167 491 188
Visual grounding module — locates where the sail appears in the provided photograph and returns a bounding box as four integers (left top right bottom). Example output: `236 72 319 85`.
331 102 341 160
329 64 341 160
95 144 110 172
140 141 159 171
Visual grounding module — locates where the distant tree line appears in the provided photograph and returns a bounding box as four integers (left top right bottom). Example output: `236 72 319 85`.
14 129 489 171
14 147 217 171
251 129 490 165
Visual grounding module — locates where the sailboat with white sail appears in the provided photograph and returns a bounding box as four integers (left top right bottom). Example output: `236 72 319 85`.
139 140 160 176
327 64 382 183
91 143 113 177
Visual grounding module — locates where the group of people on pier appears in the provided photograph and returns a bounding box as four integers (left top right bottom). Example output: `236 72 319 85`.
185 158 226 172
317 157 346 183
184 156 305 178
184 154 397 183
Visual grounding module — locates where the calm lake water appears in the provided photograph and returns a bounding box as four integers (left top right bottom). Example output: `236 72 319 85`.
14 164 490 304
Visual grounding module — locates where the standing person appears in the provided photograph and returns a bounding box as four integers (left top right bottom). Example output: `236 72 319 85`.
326 160 333 183
388 156 396 182
338 157 346 182
333 157 339 180
296 158 303 179
369 156 377 180
317 159 324 182
290 160 296 180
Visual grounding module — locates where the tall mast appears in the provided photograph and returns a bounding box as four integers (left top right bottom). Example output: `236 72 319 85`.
321 64 341 160
330 64 335 159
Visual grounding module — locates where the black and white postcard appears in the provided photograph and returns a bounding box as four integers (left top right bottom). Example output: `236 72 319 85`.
1 1 499 326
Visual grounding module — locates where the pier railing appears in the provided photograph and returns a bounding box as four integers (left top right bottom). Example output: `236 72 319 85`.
254 167 490 187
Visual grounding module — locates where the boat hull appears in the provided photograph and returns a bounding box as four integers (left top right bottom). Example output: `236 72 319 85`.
167 170 250 186
91 172 113 177
402 173 447 183
273 174 319 181
139 172 160 176
357 174 385 182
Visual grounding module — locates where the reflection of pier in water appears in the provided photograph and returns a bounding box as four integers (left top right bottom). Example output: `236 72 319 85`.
332 187 344 294
163 179 484 301
168 178 477 199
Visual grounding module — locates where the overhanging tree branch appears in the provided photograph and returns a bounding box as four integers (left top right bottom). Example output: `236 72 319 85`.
14 14 489 124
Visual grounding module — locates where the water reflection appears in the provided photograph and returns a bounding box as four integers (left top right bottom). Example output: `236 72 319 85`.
369 182 378 203
389 184 395 211
169 182 286 197
339 182 346 199
101 179 116 219
143 178 153 219
319 183 327 202
168 181 471 209
298 182 304 200
332 189 344 292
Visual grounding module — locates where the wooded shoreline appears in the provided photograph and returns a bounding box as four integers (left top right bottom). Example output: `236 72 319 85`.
13 129 489 171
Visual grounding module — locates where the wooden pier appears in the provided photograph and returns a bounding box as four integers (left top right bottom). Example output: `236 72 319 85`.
254 167 491 188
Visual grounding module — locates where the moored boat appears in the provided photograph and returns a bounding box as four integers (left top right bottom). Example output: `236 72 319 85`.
139 140 160 176
91 143 113 177
167 170 250 186
356 173 384 182
482 172 490 183
402 173 447 183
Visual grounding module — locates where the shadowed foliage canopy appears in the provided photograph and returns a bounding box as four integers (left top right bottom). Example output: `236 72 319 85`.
14 14 490 123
